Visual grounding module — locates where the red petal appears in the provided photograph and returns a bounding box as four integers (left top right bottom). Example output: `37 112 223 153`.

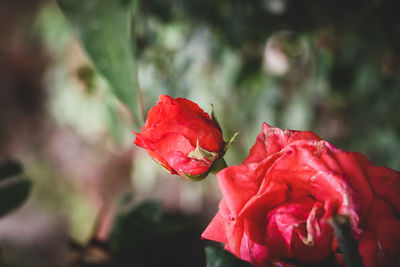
359 231 378 267
201 211 228 244
332 151 374 219
138 95 224 152
244 123 321 164
359 197 400 267
216 157 277 217
217 199 244 258
239 232 269 264
365 165 400 214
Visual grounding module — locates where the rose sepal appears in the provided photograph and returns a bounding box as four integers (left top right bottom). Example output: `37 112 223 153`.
210 104 222 132
182 157 228 181
182 171 209 182
209 104 239 154
185 132 238 180
209 157 228 174
188 140 219 162
223 132 239 153
151 159 170 173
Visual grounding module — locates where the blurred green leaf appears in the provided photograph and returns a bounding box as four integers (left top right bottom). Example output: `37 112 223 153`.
205 246 251 267
110 200 163 252
57 0 143 125
110 200 204 267
0 160 31 217
0 177 32 217
105 97 124 143
0 160 23 181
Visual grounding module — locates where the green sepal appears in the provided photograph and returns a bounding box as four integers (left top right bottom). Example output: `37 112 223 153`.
209 157 228 174
151 159 170 174
209 104 239 157
210 104 223 132
182 171 208 182
188 140 219 162
224 132 239 153
183 157 228 181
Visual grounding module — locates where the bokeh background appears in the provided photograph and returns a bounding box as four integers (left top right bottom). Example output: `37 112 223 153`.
0 0 399 266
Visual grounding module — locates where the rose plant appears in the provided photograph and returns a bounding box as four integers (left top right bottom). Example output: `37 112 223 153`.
134 95 229 181
202 123 400 267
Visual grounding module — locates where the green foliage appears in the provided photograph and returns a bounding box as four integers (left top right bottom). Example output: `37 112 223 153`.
205 246 251 267
0 160 23 180
137 0 400 170
0 161 32 217
57 0 143 125
110 200 205 267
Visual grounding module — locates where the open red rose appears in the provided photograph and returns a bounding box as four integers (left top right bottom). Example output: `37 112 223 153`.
202 123 400 267
134 95 225 180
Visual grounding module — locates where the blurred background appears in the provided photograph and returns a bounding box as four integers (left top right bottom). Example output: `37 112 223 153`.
0 0 399 266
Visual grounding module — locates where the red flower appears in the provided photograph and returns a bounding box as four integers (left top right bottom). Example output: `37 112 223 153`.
134 95 225 180
202 123 400 267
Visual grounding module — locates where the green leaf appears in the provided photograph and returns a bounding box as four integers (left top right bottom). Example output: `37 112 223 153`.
111 200 163 250
110 200 199 266
0 160 23 181
57 0 143 125
205 246 251 267
0 161 31 217
0 177 32 217
105 96 124 142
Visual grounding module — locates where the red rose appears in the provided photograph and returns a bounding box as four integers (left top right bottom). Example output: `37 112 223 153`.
134 95 225 180
202 123 400 267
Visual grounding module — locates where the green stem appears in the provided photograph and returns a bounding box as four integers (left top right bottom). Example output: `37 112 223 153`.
329 215 364 267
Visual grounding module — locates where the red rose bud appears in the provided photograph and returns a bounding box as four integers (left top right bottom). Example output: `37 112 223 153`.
202 123 400 267
133 95 229 181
